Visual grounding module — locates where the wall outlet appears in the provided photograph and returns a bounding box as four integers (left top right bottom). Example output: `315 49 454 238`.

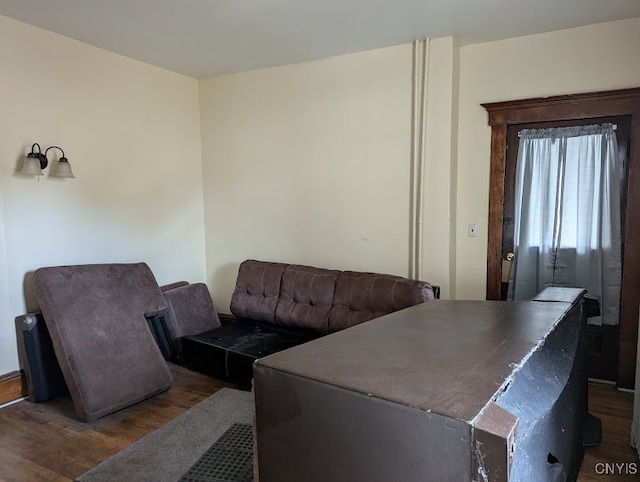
468 224 478 237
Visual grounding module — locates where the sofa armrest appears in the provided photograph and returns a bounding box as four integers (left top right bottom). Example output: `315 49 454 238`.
328 271 436 332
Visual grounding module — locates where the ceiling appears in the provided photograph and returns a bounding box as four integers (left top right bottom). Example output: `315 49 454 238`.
1 0 639 79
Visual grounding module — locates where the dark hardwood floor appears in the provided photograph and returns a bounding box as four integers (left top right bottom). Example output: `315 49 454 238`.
0 364 637 481
579 382 639 481
0 364 238 481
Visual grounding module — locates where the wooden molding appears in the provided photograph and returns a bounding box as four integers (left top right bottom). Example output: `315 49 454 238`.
485 123 507 300
218 313 236 326
617 113 640 388
0 371 27 406
483 87 640 126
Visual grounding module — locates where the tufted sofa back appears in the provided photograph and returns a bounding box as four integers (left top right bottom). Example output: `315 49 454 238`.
275 264 340 334
231 260 437 335
230 260 288 323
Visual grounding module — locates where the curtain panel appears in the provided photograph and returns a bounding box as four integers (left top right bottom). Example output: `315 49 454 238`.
508 124 623 326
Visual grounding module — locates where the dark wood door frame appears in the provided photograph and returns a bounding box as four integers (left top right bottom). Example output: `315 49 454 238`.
482 87 640 389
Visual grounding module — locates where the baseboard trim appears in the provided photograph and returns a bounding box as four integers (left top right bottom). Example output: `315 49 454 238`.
0 371 27 405
218 313 236 326
588 377 617 385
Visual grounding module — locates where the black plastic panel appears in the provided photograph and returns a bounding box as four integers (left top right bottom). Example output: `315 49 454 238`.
15 313 68 402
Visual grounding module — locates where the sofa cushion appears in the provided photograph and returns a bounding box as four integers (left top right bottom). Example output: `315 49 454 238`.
275 264 340 334
328 271 435 332
230 260 288 324
163 283 222 362
31 263 173 421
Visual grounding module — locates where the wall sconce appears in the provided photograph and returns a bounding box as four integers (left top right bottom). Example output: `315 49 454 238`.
21 143 75 178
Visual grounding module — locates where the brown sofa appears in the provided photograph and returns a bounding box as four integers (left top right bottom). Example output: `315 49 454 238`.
182 260 438 385
14 260 437 419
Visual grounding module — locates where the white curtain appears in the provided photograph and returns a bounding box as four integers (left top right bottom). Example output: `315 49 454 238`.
508 124 623 326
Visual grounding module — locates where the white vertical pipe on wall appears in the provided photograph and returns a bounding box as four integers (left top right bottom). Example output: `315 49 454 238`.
416 39 430 281
409 39 430 280
409 40 420 280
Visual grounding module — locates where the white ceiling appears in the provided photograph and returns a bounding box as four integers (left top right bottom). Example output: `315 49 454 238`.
1 0 639 79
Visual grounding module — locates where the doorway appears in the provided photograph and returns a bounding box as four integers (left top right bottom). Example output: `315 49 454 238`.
503 117 630 381
482 88 640 389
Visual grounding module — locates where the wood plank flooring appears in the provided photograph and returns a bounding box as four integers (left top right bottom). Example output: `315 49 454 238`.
0 364 237 481
579 382 638 481
0 364 637 481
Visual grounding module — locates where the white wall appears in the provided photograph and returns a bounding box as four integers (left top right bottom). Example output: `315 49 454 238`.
0 16 205 374
200 17 640 311
199 46 415 312
3 14 638 374
455 17 640 300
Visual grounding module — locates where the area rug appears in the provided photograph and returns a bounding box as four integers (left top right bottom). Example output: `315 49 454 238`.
76 388 253 482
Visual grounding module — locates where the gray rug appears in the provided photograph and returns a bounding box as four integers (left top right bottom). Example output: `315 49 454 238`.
76 388 253 482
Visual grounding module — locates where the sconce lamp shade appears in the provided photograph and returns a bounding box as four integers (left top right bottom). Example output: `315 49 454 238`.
20 143 75 179
21 153 44 176
54 158 75 178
